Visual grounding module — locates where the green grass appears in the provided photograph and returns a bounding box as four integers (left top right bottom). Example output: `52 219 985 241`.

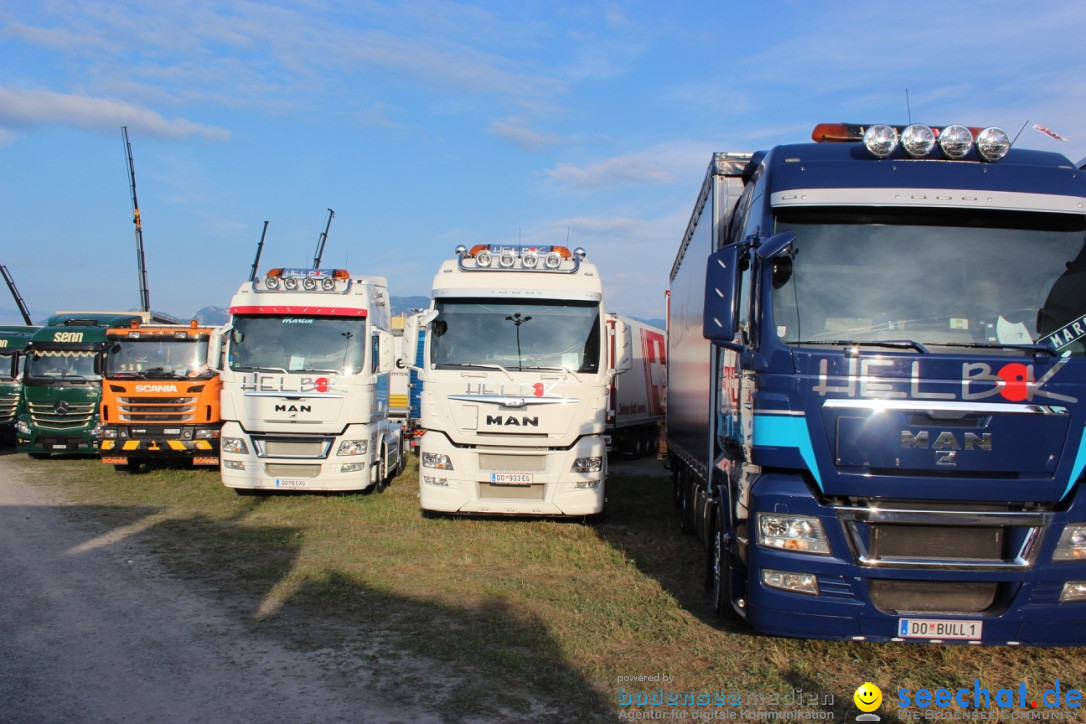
8 452 1085 722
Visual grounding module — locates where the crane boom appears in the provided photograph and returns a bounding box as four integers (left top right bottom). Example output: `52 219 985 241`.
249 221 270 282
312 208 334 269
123 126 151 313
0 260 33 324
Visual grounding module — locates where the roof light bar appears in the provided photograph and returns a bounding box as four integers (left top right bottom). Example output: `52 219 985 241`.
456 244 582 273
261 267 351 292
814 122 1010 161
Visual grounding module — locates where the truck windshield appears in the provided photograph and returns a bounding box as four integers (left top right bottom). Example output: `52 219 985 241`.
25 349 99 382
430 299 601 373
0 352 17 381
771 209 1086 355
228 315 367 374
105 338 213 379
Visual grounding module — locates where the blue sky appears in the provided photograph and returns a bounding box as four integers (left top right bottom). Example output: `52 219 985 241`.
2 1 1084 324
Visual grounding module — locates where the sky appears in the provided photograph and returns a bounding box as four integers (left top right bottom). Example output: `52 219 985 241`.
2 0 1085 325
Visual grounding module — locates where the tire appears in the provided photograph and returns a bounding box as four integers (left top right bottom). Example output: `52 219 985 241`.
114 461 141 474
28 453 51 460
709 514 738 620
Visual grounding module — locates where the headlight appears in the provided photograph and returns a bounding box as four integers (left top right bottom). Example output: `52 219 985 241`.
757 514 831 555
901 124 936 158
222 437 249 455
337 439 368 456
863 124 898 158
572 456 602 473
1060 581 1086 603
938 124 973 159
195 428 219 440
421 452 453 470
101 428 118 439
15 420 30 435
976 127 1010 162
1053 523 1086 561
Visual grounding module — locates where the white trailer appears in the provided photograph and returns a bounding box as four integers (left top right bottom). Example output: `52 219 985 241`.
605 315 665 457
217 267 403 493
400 244 632 517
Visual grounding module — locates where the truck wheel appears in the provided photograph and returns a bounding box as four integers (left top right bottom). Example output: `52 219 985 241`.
709 517 737 620
114 461 141 474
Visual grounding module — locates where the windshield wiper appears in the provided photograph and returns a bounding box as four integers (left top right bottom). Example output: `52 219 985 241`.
454 362 514 381
951 342 1059 356
231 365 289 374
522 365 583 382
795 340 931 354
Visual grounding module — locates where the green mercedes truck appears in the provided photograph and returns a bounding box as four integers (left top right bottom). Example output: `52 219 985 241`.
16 312 148 457
0 325 37 444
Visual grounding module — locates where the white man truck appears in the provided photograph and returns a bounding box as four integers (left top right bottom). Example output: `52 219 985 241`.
400 244 636 517
670 124 1086 645
218 267 404 493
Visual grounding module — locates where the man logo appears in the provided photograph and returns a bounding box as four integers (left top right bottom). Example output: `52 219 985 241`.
486 415 539 427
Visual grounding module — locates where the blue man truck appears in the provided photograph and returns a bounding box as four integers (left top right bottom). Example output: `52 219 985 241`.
668 123 1086 645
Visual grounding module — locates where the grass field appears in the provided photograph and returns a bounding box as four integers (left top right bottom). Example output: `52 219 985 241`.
8 451 1084 722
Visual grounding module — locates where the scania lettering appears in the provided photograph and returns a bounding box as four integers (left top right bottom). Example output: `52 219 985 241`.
668 124 1086 645
17 312 149 457
400 244 634 518
0 326 37 443
98 319 222 472
217 267 404 493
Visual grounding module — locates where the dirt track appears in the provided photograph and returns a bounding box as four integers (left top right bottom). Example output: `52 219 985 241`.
0 452 440 724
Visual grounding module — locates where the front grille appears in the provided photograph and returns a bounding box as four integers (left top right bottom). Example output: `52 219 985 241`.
478 453 546 472
870 525 1005 562
869 580 997 614
117 396 197 423
264 463 322 478
0 395 17 424
258 438 331 458
478 483 545 500
28 400 96 430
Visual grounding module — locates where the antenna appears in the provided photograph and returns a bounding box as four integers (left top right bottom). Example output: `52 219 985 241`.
249 220 269 282
122 126 151 313
312 208 334 269
905 88 912 125
1011 120 1030 148
0 260 33 324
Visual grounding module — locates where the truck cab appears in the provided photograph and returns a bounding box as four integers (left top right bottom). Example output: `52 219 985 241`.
0 325 37 443
670 124 1086 645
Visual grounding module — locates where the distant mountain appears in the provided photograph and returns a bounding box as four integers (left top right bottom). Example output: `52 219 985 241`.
390 296 431 316
193 306 230 326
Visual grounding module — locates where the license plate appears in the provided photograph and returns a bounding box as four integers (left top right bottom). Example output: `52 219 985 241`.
164 428 181 435
52 444 68 450
898 618 982 640
490 473 533 485
275 479 308 488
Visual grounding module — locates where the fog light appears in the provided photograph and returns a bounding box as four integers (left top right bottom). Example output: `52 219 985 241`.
1060 581 1086 603
938 124 973 159
340 463 366 473
102 428 118 439
574 479 601 489
901 124 936 157
976 127 1011 162
863 124 898 158
762 569 819 596
423 476 448 487
223 460 245 470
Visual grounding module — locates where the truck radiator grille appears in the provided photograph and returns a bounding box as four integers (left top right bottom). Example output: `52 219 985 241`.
870 525 1004 562
264 463 322 478
869 580 997 614
477 453 546 472
28 401 96 430
478 483 545 500
117 396 197 423
254 438 332 458
0 395 17 423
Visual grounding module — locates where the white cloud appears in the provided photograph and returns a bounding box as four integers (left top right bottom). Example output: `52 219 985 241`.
487 118 567 151
0 87 230 141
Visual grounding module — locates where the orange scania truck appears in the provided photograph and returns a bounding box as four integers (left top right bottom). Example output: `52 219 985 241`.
98 319 222 472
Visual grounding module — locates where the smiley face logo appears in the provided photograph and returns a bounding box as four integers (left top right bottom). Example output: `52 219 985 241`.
854 682 882 712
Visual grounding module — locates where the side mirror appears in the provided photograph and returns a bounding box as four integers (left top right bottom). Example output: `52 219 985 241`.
703 245 740 342
609 315 633 373
209 325 230 372
399 309 436 369
376 329 395 374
